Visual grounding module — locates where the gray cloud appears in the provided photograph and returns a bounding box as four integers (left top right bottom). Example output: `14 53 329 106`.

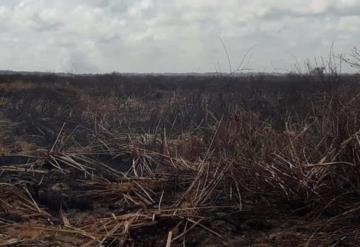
0 0 358 73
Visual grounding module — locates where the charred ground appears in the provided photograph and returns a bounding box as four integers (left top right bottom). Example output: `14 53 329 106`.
1 72 360 246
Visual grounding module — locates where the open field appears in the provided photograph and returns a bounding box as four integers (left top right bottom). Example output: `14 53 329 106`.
1 72 360 246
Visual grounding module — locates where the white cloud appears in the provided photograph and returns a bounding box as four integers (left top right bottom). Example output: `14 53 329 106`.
0 0 358 73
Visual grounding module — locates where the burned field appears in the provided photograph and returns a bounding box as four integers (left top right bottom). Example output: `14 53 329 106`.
1 73 360 246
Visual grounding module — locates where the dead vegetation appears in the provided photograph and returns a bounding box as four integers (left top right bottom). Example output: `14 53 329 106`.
1 72 360 246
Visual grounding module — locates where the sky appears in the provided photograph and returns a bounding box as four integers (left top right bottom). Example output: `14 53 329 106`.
0 0 359 73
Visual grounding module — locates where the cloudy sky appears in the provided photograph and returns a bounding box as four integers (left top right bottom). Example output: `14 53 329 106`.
0 0 359 73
